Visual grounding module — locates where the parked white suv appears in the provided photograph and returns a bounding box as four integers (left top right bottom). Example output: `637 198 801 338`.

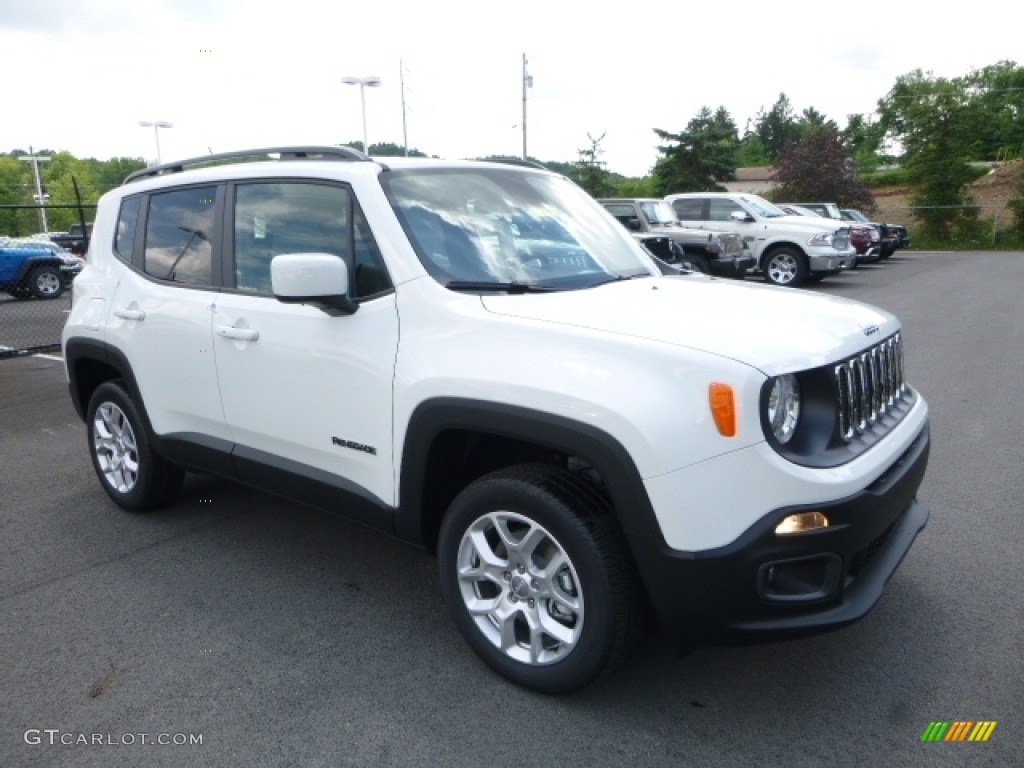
666 192 856 287
62 147 931 693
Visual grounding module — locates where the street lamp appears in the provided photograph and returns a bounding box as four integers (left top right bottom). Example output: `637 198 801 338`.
138 120 173 165
341 75 382 155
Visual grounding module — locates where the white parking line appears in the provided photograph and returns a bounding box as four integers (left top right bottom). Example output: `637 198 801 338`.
34 353 64 362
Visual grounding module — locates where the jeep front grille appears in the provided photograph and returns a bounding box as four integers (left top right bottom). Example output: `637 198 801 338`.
834 333 907 442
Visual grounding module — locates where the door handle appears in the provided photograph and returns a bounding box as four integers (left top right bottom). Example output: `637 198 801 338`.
217 325 259 342
113 307 146 321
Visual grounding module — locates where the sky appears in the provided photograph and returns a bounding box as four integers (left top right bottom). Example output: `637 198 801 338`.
1 0 1020 179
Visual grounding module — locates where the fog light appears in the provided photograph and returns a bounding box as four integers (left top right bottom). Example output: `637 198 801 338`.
775 511 829 535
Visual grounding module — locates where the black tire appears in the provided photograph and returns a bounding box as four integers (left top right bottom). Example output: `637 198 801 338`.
438 463 643 694
28 265 65 299
676 253 712 274
86 381 184 512
762 247 809 287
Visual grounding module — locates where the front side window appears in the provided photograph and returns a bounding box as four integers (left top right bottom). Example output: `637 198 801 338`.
708 198 747 222
638 201 677 225
144 186 217 285
383 169 656 290
232 181 390 299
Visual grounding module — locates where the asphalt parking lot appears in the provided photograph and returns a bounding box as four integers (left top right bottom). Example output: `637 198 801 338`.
2 251 1022 768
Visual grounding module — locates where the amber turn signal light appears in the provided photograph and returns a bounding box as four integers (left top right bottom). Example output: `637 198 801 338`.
708 383 736 437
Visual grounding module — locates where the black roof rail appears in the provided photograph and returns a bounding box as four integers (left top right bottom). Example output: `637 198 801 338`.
124 145 372 184
477 157 550 171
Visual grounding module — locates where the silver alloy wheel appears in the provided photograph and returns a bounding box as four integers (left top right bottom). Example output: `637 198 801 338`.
92 401 140 493
767 252 799 284
456 510 584 666
34 270 62 296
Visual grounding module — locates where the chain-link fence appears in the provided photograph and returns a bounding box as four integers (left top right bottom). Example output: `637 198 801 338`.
1 204 93 359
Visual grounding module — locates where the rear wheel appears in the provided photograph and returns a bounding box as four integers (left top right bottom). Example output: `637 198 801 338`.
763 248 808 287
438 464 643 693
86 381 184 511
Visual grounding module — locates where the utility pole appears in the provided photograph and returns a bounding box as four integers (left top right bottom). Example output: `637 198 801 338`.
400 57 409 157
522 54 533 161
19 146 52 233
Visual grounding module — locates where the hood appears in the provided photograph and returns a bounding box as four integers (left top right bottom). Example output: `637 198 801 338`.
776 214 850 233
481 275 898 376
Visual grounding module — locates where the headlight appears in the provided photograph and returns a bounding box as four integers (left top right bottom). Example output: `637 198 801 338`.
807 233 833 247
767 374 801 444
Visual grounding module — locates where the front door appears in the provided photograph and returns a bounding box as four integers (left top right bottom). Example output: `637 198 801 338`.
212 180 399 514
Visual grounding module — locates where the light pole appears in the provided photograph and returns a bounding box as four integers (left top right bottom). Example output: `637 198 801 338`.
522 53 533 161
341 75 382 155
138 120 173 165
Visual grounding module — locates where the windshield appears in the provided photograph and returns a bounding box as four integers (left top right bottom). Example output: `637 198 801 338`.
844 209 869 222
638 200 678 225
382 168 657 290
740 195 787 219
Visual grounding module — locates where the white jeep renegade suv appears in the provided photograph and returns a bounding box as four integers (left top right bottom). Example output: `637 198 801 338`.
62 147 931 693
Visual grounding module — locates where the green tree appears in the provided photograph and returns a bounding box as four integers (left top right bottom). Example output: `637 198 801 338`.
772 124 874 208
878 70 981 240
572 133 614 197
843 113 887 172
344 140 431 156
42 152 100 232
754 93 803 161
1005 162 1024 239
960 60 1024 160
652 106 738 194
0 155 35 236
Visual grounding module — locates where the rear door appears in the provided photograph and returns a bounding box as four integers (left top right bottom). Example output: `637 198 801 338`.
104 185 228 442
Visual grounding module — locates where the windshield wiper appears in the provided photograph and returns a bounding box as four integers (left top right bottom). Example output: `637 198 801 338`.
445 280 558 294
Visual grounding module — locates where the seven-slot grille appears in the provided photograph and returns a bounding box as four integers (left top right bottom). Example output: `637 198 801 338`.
834 333 907 442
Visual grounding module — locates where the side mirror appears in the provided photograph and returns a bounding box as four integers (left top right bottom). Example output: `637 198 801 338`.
271 253 358 315
627 218 643 231
730 211 754 223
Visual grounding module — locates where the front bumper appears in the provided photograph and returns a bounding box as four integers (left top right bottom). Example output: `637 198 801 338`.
856 246 881 264
808 249 856 273
709 253 755 279
631 422 930 651
60 261 84 285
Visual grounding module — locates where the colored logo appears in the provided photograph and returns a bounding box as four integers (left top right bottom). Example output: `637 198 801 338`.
921 721 997 742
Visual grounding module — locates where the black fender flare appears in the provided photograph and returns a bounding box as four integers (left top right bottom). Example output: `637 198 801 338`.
396 397 667 548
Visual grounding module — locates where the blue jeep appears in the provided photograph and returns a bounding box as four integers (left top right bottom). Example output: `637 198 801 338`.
0 240 83 299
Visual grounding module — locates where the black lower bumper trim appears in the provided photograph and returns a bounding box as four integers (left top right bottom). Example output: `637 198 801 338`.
627 423 930 651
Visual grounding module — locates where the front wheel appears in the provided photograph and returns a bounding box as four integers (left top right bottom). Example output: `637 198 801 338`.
86 382 184 512
763 248 809 287
676 253 711 274
28 266 64 299
438 464 643 693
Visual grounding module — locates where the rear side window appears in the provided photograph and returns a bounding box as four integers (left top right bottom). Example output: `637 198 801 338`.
144 187 217 285
115 197 141 262
671 198 704 221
